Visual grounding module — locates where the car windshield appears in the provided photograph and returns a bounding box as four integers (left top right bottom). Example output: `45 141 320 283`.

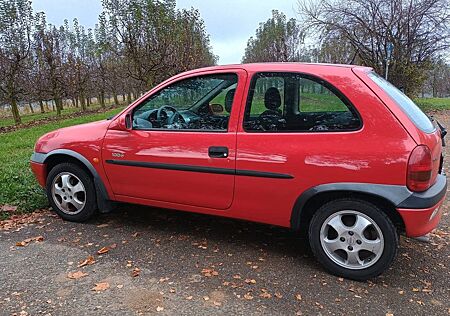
368 72 435 133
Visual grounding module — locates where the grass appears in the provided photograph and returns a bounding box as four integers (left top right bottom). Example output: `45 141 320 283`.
0 103 112 128
415 98 450 111
0 107 124 214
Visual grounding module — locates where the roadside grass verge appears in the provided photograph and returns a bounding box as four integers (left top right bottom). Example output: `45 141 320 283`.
0 107 124 217
415 98 450 112
0 102 122 128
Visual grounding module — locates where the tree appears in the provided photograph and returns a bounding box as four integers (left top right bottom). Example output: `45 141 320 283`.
422 58 450 97
243 10 304 63
102 0 216 92
298 0 450 96
0 0 34 125
33 14 67 115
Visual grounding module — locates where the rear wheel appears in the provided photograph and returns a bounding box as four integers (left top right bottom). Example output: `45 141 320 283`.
46 163 97 222
308 199 398 280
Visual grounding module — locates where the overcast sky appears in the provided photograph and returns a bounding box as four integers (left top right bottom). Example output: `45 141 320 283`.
31 0 299 65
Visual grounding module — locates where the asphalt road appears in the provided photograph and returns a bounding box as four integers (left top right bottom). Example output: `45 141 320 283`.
1 113 449 316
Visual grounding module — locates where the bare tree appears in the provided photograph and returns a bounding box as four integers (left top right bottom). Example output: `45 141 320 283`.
298 0 450 96
0 0 34 125
243 10 304 63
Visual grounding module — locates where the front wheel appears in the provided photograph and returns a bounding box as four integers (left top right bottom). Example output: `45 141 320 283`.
308 199 398 281
46 163 97 222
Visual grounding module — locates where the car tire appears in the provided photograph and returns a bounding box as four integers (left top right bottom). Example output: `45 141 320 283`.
46 162 97 222
308 198 398 281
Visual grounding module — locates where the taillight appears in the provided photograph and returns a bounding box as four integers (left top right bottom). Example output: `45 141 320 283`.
407 145 432 192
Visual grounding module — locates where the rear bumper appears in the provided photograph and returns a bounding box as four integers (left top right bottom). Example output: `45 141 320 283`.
30 161 46 187
397 174 447 237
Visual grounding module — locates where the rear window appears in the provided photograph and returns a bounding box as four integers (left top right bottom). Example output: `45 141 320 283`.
368 72 435 133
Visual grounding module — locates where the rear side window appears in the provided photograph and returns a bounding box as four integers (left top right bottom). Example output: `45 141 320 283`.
368 72 435 133
244 72 361 132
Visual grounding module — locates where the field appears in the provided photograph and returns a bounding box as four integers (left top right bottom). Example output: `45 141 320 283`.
0 97 449 219
414 97 450 111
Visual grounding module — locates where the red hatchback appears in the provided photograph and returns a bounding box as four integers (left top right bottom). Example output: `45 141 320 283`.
31 63 446 280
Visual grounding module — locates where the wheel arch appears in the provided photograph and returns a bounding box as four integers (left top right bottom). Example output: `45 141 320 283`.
32 149 113 212
291 183 408 234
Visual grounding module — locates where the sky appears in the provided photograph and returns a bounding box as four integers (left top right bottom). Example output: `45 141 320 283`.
31 0 299 65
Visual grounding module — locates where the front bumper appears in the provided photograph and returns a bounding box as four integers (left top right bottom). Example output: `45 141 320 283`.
30 161 46 188
397 174 447 237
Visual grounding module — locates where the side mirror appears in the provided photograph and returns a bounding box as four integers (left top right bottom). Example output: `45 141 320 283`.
209 103 224 114
125 113 132 129
118 113 132 130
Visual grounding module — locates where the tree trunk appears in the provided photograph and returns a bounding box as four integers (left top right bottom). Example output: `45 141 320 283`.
11 98 22 125
99 91 105 108
55 98 62 116
39 100 45 113
87 97 91 107
80 94 86 111
29 103 34 113
127 92 132 104
113 94 119 106
122 93 126 102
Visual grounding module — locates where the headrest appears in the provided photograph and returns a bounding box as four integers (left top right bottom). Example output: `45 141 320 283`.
264 87 281 110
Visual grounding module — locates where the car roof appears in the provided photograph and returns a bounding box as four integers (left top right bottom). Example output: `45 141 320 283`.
182 62 372 74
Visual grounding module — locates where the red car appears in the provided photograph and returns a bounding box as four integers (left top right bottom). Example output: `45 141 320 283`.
31 63 446 280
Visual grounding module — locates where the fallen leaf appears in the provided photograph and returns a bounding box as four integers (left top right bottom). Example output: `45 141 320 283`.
67 271 88 279
274 292 283 299
244 293 254 300
296 294 302 301
117 284 124 289
245 279 256 284
96 224 109 228
201 268 218 277
1 205 18 212
213 301 222 306
203 296 210 301
260 289 271 298
186 296 193 300
78 255 95 268
15 236 44 247
131 267 141 277
97 247 109 255
156 306 164 312
92 282 109 292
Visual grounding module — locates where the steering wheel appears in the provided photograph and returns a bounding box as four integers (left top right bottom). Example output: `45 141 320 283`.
157 105 185 125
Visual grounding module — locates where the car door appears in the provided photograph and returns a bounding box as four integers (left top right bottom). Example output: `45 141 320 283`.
102 69 247 210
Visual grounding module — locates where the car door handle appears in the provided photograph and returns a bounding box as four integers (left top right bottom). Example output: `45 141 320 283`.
208 146 228 158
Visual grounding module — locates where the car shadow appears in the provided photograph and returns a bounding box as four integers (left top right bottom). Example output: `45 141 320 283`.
90 202 318 267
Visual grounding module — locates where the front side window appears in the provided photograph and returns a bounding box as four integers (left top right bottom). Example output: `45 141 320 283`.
244 72 361 132
368 72 435 133
133 74 238 131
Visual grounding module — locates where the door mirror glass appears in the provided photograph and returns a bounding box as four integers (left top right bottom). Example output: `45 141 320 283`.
209 103 224 114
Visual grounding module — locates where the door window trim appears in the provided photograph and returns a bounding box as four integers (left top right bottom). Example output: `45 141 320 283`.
243 71 363 133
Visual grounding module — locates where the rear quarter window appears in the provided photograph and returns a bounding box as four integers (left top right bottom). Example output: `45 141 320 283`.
368 72 435 133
